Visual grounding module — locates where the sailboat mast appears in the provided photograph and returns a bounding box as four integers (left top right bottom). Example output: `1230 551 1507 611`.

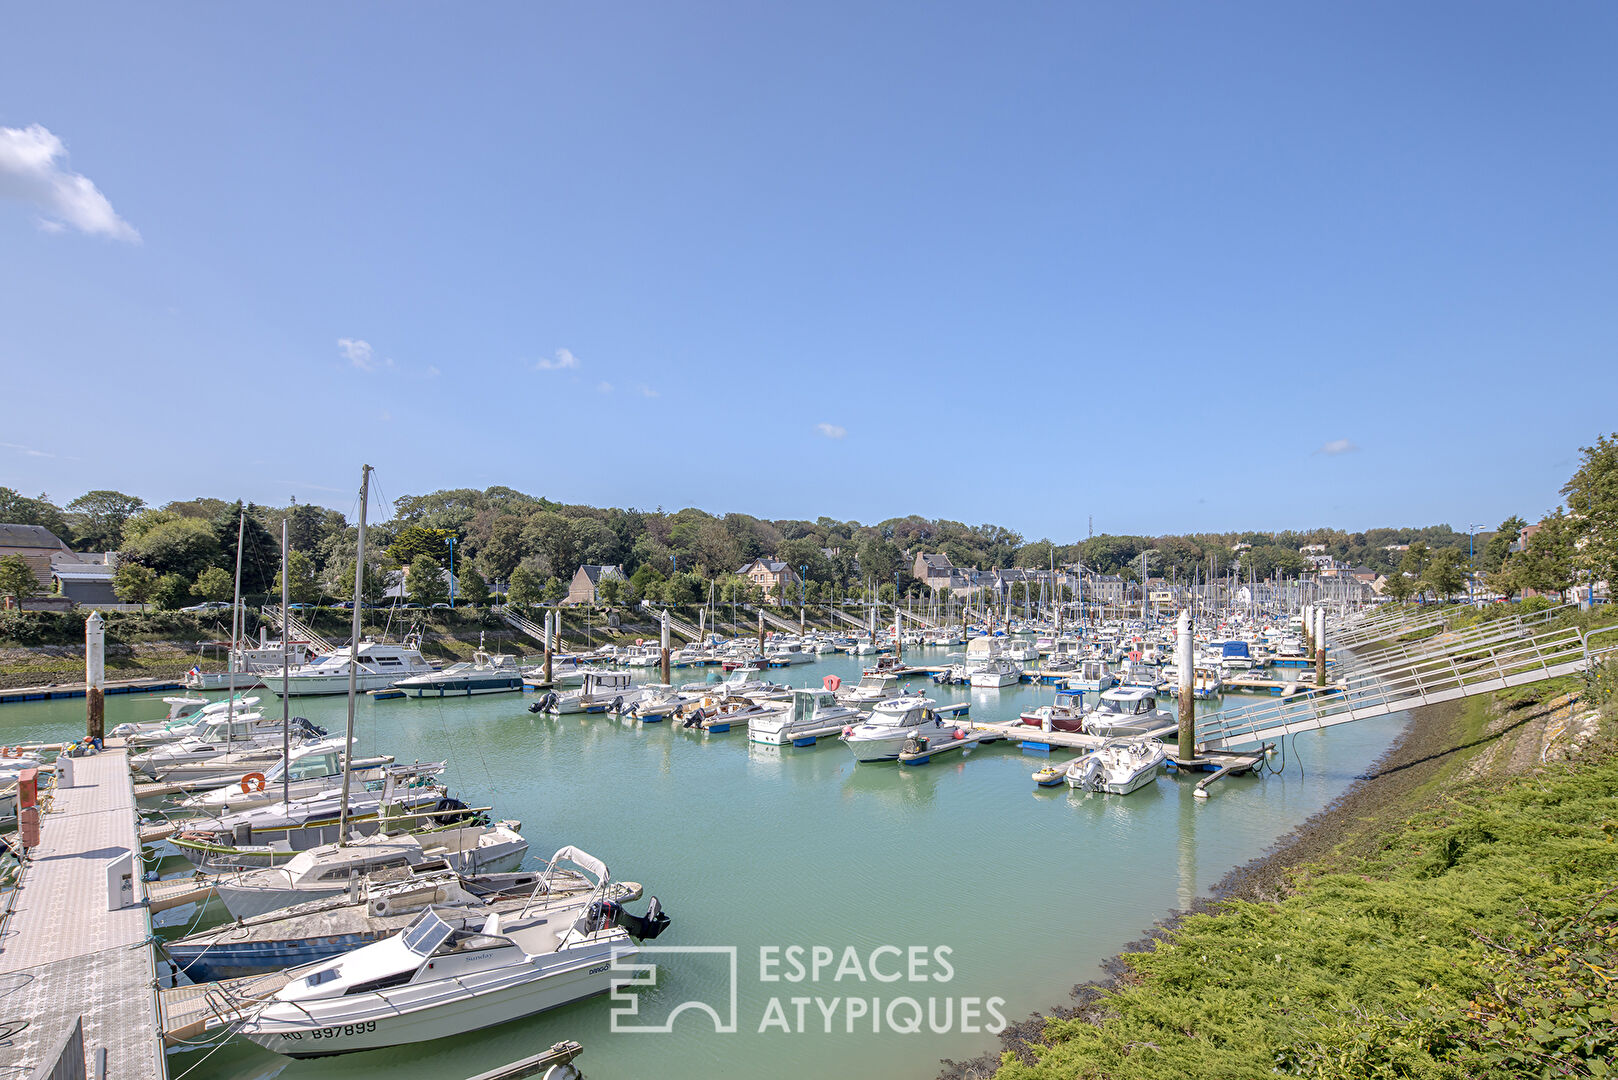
280 517 291 806
338 464 372 847
226 510 245 751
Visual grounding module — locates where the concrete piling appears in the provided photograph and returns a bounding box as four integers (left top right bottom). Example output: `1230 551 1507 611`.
660 609 672 685
1176 608 1194 760
1314 607 1326 688
85 610 104 741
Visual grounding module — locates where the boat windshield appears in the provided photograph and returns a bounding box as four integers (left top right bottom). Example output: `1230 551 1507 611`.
868 707 918 728
402 910 455 957
1093 696 1128 716
440 663 471 675
288 753 340 781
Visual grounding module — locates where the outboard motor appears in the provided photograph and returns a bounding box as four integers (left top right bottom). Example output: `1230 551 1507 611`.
588 897 670 940
528 701 545 714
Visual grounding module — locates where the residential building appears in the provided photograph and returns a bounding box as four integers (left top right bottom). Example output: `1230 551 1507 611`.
736 559 800 602
566 564 626 606
0 523 72 592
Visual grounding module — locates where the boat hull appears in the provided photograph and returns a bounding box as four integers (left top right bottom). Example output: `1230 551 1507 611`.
398 677 523 697
242 941 629 1057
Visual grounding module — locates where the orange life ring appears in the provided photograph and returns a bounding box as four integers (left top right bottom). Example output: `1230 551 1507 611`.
240 772 267 794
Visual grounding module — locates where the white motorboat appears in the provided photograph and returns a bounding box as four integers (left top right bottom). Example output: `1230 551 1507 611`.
839 672 901 706
748 688 860 746
765 641 816 665
624 684 690 721
274 639 439 696
969 657 1023 688
175 742 433 813
841 697 958 763
1063 739 1166 795
530 671 639 715
1082 686 1173 738
214 821 530 919
678 666 780 698
1001 639 1040 662
109 695 211 738
239 846 669 1057
1067 658 1117 694
129 716 327 779
621 645 662 668
394 649 523 697
121 696 265 746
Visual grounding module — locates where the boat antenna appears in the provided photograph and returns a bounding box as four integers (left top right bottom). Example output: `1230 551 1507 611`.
281 516 291 806
338 464 372 847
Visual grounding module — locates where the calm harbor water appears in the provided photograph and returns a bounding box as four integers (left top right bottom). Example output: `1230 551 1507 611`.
2 647 1405 1080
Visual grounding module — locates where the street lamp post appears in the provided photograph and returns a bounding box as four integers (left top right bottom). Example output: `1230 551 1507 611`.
445 536 457 609
1467 522 1485 606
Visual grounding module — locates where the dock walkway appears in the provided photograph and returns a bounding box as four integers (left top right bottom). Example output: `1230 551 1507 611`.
0 677 185 705
0 745 163 1080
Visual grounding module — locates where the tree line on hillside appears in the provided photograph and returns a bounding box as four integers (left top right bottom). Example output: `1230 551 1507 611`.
2 432 1615 610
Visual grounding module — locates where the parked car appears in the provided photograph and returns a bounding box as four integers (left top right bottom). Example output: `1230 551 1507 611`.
430 603 452 610
180 601 232 612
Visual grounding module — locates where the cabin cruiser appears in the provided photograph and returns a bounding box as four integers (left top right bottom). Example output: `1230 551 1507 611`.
1001 638 1040 662
1217 640 1256 673
749 688 860 746
1066 657 1117 695
393 649 523 697
840 672 902 706
969 656 1023 688
213 822 530 919
274 639 438 696
239 847 669 1057
168 866 640 982
1019 689 1088 732
1042 637 1086 671
1082 686 1173 738
1063 738 1166 795
841 697 958 763
622 645 662 668
765 641 816 665
677 694 778 731
530 670 640 715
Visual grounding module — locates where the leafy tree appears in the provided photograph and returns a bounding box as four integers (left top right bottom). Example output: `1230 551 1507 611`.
777 538 832 583
629 563 664 597
65 490 146 550
1478 515 1526 574
274 549 321 606
0 488 69 538
192 566 235 602
1421 547 1468 600
1484 560 1521 602
388 525 457 567
507 566 544 610
0 555 41 605
112 561 157 608
1381 571 1415 602
330 559 385 606
597 577 624 607
210 502 277 594
1560 432 1618 591
475 516 525 581
121 517 222 579
1398 542 1431 582
457 567 490 607
406 554 449 606
857 536 902 586
152 573 193 611
542 576 567 604
1518 509 1575 598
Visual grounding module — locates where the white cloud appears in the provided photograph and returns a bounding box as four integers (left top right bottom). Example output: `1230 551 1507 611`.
637 384 659 398
424 365 441 378
1316 438 1359 456
0 440 53 458
378 409 393 422
338 337 395 372
597 381 614 393
0 124 139 241
536 347 579 371
816 422 847 440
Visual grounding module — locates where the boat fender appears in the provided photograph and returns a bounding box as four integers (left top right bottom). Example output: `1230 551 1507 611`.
240 772 267 794
841 725 854 737
953 729 966 741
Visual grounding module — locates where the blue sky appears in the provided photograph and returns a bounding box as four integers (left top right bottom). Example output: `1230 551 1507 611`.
2 2 1614 541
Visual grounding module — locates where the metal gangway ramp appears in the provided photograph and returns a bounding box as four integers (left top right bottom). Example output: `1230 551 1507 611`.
638 603 702 640
264 604 339 654
1197 612 1613 751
